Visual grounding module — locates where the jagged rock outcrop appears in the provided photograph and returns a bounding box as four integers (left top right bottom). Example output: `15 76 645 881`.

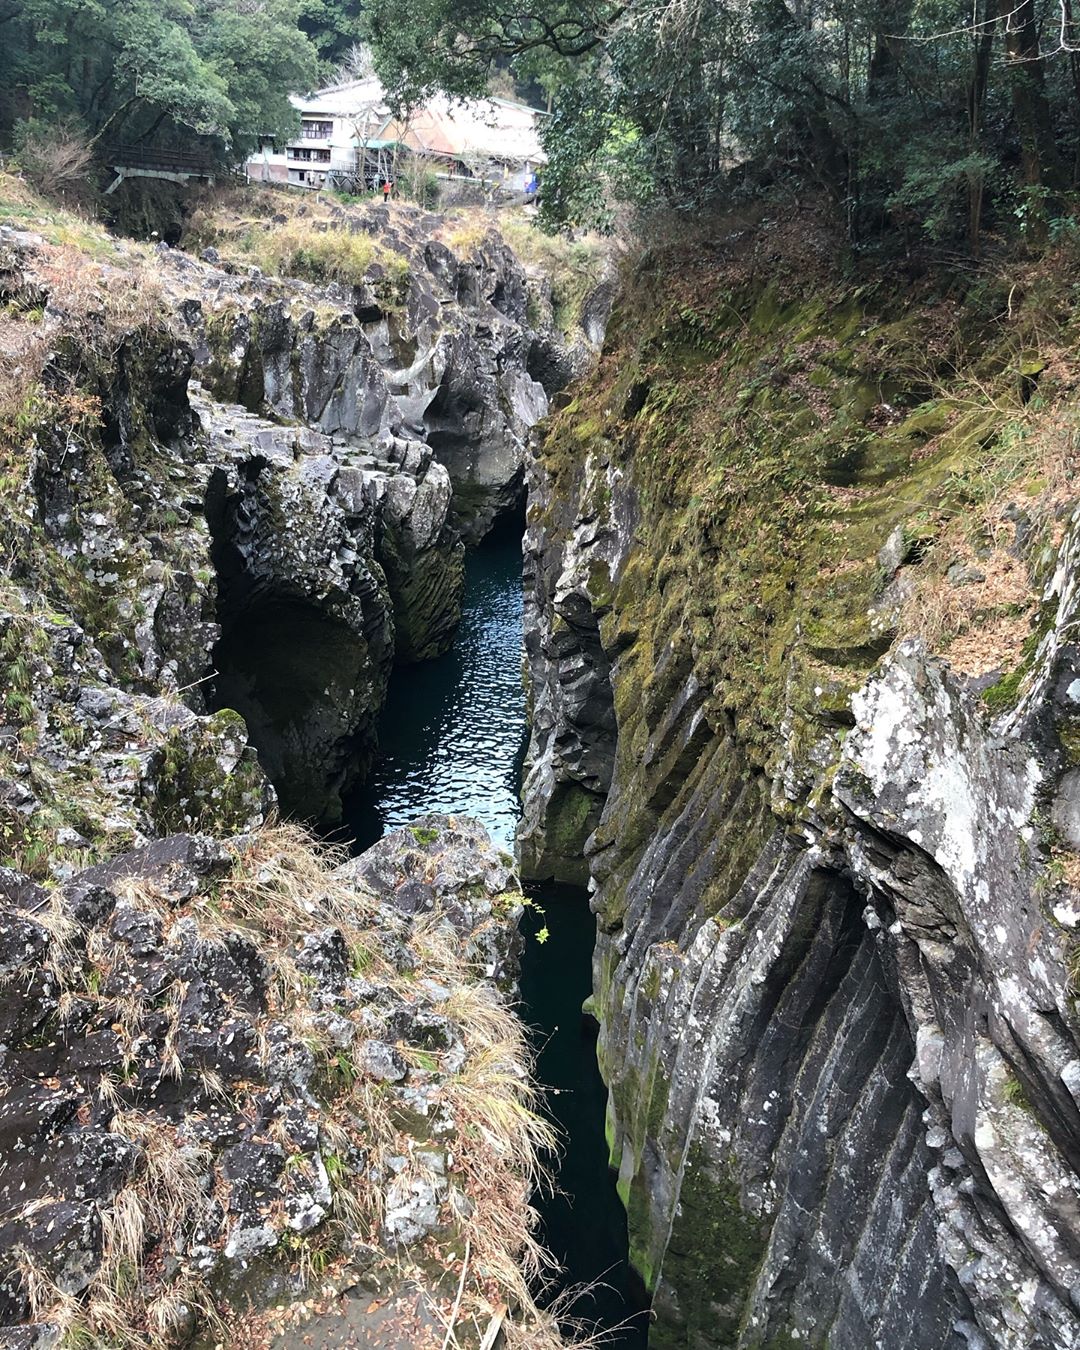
0 815 527 1347
521 239 1080 1349
1 193 613 836
0 195 576 1348
166 208 601 544
0 222 473 829
198 393 462 820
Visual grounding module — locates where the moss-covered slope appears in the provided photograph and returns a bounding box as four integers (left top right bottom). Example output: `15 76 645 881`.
521 209 1080 1349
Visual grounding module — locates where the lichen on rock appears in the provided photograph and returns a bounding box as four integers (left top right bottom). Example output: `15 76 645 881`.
521 212 1080 1348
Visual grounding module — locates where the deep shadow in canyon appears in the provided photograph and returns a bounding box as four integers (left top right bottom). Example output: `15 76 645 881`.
209 510 648 1344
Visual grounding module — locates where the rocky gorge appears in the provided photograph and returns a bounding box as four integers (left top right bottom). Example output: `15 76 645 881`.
3 164 1080 1350
0 179 607 1347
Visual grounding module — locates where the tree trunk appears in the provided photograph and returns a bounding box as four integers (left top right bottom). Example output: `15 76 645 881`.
1063 0 1080 184
966 0 996 252
1000 0 1063 188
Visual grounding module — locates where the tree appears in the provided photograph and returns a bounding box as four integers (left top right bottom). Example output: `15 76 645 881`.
365 0 1080 246
1000 0 1065 189
0 0 320 160
363 0 621 107
298 0 365 75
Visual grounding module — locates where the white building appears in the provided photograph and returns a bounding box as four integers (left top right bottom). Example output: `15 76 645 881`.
246 78 545 195
247 78 387 189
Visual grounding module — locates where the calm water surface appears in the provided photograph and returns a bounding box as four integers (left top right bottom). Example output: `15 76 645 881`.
343 537 649 1346
343 535 527 850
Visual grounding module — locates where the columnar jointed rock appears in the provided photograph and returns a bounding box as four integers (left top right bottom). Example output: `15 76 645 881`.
167 214 598 545
522 387 1080 1346
518 448 625 884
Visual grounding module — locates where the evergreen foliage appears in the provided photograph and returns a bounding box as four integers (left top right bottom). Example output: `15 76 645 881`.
0 0 323 162
363 0 1080 244
4 0 1080 246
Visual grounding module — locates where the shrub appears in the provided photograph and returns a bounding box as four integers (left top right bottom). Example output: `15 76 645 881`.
12 118 95 206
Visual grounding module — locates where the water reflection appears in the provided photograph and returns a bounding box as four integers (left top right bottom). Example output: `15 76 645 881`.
342 536 528 852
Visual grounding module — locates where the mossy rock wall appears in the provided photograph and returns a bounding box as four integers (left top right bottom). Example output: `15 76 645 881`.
523 223 1080 1347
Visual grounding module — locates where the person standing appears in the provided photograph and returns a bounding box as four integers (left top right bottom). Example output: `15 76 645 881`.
382 180 392 204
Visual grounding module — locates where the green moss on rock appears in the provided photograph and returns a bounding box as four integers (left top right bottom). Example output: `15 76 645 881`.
532 234 1077 1344
648 1144 768 1349
147 709 266 835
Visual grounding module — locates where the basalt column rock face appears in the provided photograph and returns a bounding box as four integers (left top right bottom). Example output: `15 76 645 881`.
518 449 624 884
521 252 1080 1349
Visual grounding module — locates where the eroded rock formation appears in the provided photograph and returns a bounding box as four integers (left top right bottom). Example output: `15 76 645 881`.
0 197 569 1346
0 195 606 826
172 208 603 544
520 232 1080 1348
0 817 527 1346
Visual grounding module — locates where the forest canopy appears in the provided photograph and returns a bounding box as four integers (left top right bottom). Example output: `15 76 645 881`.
0 0 347 157
2 0 1080 248
365 0 1080 245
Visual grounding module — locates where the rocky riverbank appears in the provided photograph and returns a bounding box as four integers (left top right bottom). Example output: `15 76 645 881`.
0 177 614 1348
520 210 1080 1349
0 816 541 1349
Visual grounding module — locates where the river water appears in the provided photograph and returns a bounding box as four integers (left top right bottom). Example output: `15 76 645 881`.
342 536 649 1346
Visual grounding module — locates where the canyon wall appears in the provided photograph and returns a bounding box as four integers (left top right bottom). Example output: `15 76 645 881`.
0 186 604 1347
0 193 596 836
521 219 1080 1348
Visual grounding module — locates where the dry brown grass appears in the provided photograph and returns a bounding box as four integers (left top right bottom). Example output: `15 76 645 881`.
901 536 1036 676
21 823 566 1347
182 187 410 290
16 1112 222 1349
0 315 49 443
13 121 95 205
1055 849 1080 889
898 391 1080 675
0 228 163 452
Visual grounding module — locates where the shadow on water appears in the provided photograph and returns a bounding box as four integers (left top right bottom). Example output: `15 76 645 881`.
340 535 650 1346
521 886 651 1347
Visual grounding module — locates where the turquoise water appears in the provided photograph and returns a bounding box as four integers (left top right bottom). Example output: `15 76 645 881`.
343 537 649 1346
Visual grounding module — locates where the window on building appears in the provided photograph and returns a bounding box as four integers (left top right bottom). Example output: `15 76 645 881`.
302 120 333 140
